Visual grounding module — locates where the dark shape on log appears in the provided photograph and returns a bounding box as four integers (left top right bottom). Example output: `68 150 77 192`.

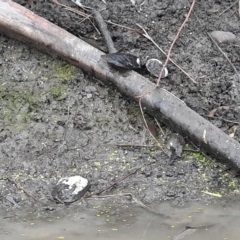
101 53 141 70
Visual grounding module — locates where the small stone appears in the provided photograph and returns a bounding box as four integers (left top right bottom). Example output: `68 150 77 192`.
210 31 236 43
52 175 90 203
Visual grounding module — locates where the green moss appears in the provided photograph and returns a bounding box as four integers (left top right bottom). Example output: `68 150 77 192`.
48 85 66 99
0 86 40 129
127 105 142 117
52 60 76 80
186 151 238 193
192 152 212 166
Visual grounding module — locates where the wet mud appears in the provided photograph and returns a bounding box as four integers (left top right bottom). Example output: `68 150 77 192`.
1 0 240 238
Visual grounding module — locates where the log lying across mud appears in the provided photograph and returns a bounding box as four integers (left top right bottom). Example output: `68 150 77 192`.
1 0 240 169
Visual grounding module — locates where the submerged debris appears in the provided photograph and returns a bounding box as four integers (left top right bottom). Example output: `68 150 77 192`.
173 226 197 240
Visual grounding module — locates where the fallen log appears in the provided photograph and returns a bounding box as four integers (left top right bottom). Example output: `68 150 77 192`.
1 0 240 169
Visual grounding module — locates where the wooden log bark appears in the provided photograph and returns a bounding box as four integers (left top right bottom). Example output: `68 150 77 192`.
1 0 240 169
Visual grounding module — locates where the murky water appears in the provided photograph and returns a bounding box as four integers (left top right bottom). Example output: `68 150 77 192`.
1 197 240 240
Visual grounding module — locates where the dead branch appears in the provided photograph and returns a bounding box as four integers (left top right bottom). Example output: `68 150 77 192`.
93 10 117 53
72 0 116 53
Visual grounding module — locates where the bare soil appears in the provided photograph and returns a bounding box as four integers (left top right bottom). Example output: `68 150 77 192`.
1 0 240 213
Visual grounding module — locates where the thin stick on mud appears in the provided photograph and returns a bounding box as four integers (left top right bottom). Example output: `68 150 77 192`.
139 97 164 151
7 177 40 202
84 168 139 198
106 143 159 148
207 116 240 125
138 0 196 99
136 24 196 84
136 0 196 152
72 0 116 53
207 32 239 78
154 117 165 136
92 10 117 53
192 7 239 81
193 12 240 103
60 3 139 32
219 0 238 16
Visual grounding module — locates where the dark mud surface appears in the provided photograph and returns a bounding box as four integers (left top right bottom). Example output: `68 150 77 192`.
1 0 240 217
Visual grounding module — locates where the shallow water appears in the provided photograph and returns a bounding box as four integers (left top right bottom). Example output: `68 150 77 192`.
1 198 240 240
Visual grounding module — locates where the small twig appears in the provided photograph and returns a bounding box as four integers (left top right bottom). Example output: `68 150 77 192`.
7 177 40 202
193 11 240 102
105 143 159 148
193 11 239 79
136 1 196 152
53 0 90 17
106 20 140 32
206 116 240 125
221 118 240 125
154 117 165 136
207 32 239 78
92 10 117 53
139 98 165 151
53 0 98 33
219 0 238 16
71 0 116 53
71 0 93 10
182 148 200 153
84 168 139 198
136 23 197 84
137 0 196 99
58 3 139 33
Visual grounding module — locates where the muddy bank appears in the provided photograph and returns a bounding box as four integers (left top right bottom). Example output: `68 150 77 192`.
0 0 240 213
0 33 239 210
1 0 239 168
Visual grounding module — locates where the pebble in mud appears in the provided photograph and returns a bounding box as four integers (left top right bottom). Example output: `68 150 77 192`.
52 176 90 203
210 31 236 43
